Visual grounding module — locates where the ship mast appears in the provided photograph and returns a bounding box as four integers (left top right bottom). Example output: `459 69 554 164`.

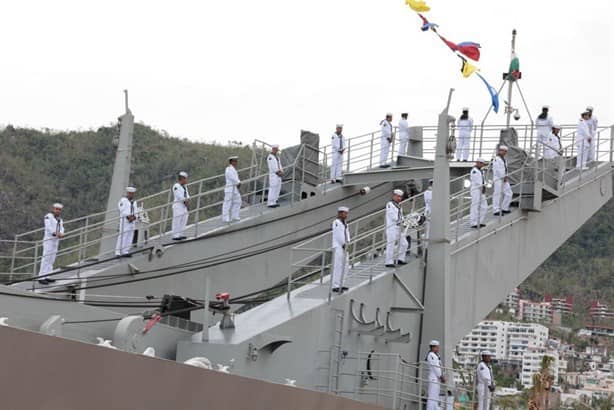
505 29 517 129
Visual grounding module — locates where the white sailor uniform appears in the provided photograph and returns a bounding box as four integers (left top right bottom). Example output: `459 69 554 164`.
115 197 136 256
267 153 283 206
331 217 350 289
385 201 408 264
470 166 488 226
493 155 512 214
172 182 190 239
39 213 64 276
223 165 242 222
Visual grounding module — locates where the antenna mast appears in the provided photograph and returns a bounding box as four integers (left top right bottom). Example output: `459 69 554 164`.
505 29 517 128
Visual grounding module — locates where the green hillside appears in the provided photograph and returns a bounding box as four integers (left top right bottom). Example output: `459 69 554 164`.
0 123 612 324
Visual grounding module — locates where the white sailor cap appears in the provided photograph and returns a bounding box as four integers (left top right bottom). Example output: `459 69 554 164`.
552 124 561 129
228 155 239 161
586 106 593 111
271 144 280 149
498 145 509 151
386 112 393 117
476 158 487 163
429 340 440 346
462 107 469 111
336 124 344 128
178 171 188 178
393 189 404 196
337 206 350 213
52 203 64 209
126 187 137 193
542 105 550 110
480 350 492 356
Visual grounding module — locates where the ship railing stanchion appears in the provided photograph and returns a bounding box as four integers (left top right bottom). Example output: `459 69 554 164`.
10 236 18 277
346 139 351 174
194 180 203 237
319 250 325 284
202 276 210 342
328 247 335 304
82 215 90 266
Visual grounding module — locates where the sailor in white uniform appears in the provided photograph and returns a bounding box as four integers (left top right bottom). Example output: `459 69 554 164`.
172 171 190 240
535 105 553 157
223 156 242 222
379 113 393 168
267 145 283 207
470 158 488 228
543 125 562 160
576 110 592 169
385 189 408 267
456 108 473 162
586 106 598 162
398 113 410 156
426 340 445 410
330 124 345 183
492 145 512 216
115 187 137 257
476 351 495 410
331 206 350 293
38 203 65 284
423 180 433 245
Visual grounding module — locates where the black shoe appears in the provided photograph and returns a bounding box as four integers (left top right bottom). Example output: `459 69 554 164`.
502 210 511 214
46 277 56 283
397 260 407 265
173 237 183 241
480 224 486 227
123 254 132 258
332 287 341 293
38 279 49 285
471 225 479 229
335 180 343 183
385 264 395 268
493 212 503 217
330 180 336 184
341 286 349 291
462 160 468 162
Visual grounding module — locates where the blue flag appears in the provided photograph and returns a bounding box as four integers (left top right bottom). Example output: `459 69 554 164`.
476 73 499 113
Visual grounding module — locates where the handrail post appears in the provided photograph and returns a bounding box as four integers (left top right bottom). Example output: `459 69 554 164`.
609 126 614 163
194 180 203 237
287 252 293 301
369 133 374 169
82 216 90 263
346 139 351 173
32 240 39 278
10 236 17 275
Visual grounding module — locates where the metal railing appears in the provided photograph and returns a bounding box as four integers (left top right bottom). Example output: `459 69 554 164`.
0 141 330 278
315 350 478 410
319 123 585 174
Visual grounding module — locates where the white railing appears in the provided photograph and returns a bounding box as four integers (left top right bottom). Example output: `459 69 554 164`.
0 141 329 279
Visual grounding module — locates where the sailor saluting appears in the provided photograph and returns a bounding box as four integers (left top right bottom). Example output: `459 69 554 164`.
331 206 350 293
115 187 137 257
38 203 65 284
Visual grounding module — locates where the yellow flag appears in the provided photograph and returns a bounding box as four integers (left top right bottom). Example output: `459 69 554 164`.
405 0 430 12
461 60 480 78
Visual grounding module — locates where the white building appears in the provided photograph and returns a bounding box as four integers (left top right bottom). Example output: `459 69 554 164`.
520 348 559 388
505 288 520 311
518 299 553 323
457 321 549 361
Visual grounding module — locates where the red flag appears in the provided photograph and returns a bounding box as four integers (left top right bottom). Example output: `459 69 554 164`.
437 34 481 61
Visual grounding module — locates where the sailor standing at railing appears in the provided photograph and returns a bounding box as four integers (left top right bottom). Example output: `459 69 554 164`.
492 146 512 217
576 110 592 169
543 125 562 160
38 203 64 284
223 156 242 223
267 145 284 208
476 351 495 410
535 105 554 158
398 113 410 156
426 340 445 410
470 158 488 229
172 171 190 241
330 125 345 183
379 113 393 168
331 206 350 293
456 108 473 162
586 106 598 162
115 187 137 257
385 189 408 267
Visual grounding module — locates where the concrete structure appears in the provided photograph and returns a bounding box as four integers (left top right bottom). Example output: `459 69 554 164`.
590 300 614 320
518 299 553 323
505 288 520 311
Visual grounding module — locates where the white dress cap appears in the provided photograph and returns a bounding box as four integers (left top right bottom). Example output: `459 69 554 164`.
126 187 137 193
52 203 64 209
178 171 188 178
498 145 509 151
462 107 469 111
336 124 344 128
476 158 487 163
271 144 280 149
586 106 593 111
481 350 492 356
386 112 393 117
337 206 350 212
393 189 404 196
429 340 440 346
228 156 239 161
